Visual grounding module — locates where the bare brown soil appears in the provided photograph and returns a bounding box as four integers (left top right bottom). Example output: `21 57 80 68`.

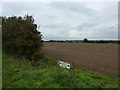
42 42 118 77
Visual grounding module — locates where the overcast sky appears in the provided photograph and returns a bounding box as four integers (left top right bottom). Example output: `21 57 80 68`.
1 1 118 40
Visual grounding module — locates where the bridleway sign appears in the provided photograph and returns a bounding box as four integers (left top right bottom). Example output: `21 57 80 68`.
58 60 70 69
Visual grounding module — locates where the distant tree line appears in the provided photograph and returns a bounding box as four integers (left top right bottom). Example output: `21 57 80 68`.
2 15 43 60
46 38 120 44
83 40 119 43
82 38 120 43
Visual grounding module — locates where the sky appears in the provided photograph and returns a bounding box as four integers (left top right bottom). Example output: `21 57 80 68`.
0 0 119 41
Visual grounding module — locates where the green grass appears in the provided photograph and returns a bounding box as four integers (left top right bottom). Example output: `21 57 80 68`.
2 53 119 88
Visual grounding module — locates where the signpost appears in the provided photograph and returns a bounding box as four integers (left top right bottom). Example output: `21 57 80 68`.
58 60 76 87
58 60 71 69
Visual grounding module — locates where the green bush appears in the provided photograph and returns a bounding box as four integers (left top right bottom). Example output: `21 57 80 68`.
2 15 43 60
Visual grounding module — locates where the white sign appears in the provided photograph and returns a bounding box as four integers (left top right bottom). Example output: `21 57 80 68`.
58 60 70 69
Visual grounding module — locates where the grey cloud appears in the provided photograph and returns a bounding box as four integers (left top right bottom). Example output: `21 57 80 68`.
74 23 97 31
49 2 96 16
1 2 118 40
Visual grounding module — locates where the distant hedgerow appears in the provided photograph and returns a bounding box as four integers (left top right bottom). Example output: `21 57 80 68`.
2 14 43 60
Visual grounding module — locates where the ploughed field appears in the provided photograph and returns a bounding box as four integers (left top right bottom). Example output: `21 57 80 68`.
42 42 118 77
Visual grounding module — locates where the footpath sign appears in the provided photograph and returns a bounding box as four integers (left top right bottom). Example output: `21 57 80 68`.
58 60 70 69
58 60 77 87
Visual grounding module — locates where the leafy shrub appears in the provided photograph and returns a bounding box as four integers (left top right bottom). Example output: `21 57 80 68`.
2 15 43 60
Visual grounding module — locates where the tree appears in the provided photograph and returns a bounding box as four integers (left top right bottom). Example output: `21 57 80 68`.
83 38 88 43
2 15 43 60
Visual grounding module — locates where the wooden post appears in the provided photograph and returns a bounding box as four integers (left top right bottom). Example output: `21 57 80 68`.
57 60 61 83
69 63 77 88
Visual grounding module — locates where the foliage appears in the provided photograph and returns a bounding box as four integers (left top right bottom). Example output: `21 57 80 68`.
2 53 119 88
2 15 43 60
47 40 120 44
83 38 89 43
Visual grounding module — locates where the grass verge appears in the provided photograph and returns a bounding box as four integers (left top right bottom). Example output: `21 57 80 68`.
2 53 119 88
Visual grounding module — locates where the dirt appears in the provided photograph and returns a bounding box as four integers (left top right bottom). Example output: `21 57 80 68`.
42 42 118 77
